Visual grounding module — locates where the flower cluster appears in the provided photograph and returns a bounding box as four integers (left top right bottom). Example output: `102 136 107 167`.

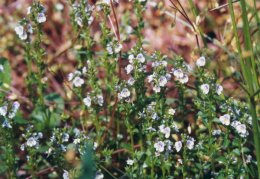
0 101 20 128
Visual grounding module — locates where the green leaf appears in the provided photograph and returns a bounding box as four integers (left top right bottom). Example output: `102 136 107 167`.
0 57 11 97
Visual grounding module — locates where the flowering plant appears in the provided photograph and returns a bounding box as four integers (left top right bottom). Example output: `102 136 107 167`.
1 0 260 178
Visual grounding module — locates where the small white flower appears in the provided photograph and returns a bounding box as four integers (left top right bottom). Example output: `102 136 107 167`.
216 84 223 95
136 53 145 63
73 138 81 144
219 114 230 126
196 56 206 67
173 69 184 78
93 142 98 150
63 170 69 179
0 105 7 116
154 141 165 153
147 74 154 83
174 141 182 152
158 76 167 87
128 54 135 63
186 137 195 150
82 66 87 73
127 77 135 86
67 73 74 81
212 129 221 136
72 76 84 87
2 120 12 128
246 155 252 163
37 12 46 23
106 44 113 54
153 85 161 93
27 6 32 15
159 125 171 138
62 133 69 142
118 88 130 99
88 16 94 25
97 95 104 106
178 158 183 164
19 32 27 40
15 25 24 36
168 108 175 115
26 137 37 147
75 16 83 27
83 96 92 107
95 172 104 179
125 64 134 74
20 144 25 151
236 123 247 135
200 84 210 94
178 74 189 84
126 159 134 165
0 64 4 72
114 44 122 53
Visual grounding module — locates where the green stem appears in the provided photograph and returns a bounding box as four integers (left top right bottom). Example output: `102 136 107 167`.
249 97 260 176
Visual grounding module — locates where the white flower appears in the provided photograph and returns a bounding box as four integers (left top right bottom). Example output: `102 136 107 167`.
235 123 247 135
75 16 83 27
72 76 84 87
216 84 223 95
93 142 98 150
73 138 81 144
173 69 184 78
154 141 165 153
63 170 69 179
136 53 145 63
127 77 135 86
2 120 12 128
219 114 230 126
67 73 74 81
27 6 31 15
114 44 122 53
83 96 92 107
26 137 37 147
158 76 167 87
88 16 94 25
200 84 210 94
126 159 134 165
168 108 175 115
97 95 104 106
15 25 24 36
196 56 206 67
62 133 69 142
95 172 104 179
0 105 7 116
106 44 113 54
37 12 46 23
82 66 87 73
212 129 221 136
0 64 4 72
19 32 27 40
178 74 189 84
128 54 135 63
153 85 161 93
246 155 252 163
174 141 182 152
159 125 171 138
118 88 130 99
20 144 25 151
147 74 154 83
15 25 27 40
186 137 195 150
125 64 134 74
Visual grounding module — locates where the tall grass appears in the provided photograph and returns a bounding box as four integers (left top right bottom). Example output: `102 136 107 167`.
228 0 260 175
